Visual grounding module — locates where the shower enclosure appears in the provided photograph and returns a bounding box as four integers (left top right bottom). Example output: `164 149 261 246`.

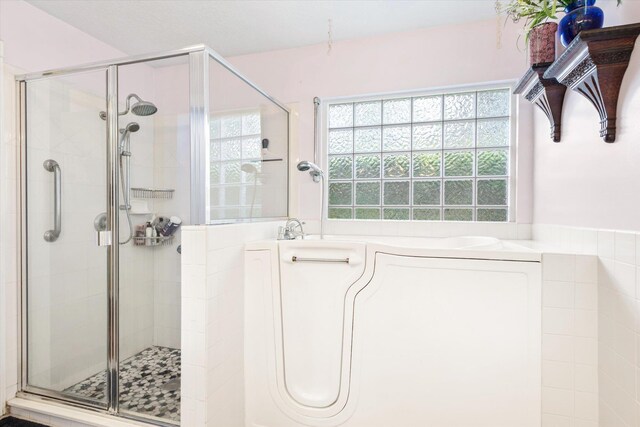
16 45 289 425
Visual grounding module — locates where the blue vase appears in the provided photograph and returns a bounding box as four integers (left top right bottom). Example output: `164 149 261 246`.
558 0 605 47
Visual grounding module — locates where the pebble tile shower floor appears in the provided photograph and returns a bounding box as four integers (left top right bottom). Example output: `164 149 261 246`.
64 346 180 421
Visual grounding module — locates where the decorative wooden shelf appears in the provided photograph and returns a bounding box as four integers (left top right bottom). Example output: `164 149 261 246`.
544 23 640 143
514 63 567 143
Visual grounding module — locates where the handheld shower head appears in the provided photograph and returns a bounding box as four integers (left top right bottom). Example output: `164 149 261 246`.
241 163 258 174
297 160 323 183
124 122 140 133
119 122 140 152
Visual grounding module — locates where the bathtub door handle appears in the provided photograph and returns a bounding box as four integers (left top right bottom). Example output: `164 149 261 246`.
43 159 61 242
291 256 350 264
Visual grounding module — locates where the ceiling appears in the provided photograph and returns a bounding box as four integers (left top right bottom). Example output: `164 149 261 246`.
26 0 498 57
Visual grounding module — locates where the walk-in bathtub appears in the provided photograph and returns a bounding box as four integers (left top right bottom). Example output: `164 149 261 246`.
244 236 542 427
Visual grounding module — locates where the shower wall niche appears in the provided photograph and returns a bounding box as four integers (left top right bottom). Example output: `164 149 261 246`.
17 46 289 425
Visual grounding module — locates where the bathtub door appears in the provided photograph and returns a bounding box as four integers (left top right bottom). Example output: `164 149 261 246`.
348 254 541 427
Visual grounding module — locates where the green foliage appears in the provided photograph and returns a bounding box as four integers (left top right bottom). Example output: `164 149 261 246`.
498 0 622 42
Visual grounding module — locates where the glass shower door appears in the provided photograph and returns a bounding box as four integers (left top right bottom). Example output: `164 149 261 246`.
23 69 109 407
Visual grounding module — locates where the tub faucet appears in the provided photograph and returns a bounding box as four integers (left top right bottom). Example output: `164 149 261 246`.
278 218 305 240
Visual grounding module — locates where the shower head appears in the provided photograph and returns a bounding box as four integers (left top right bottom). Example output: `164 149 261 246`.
126 94 157 116
297 160 323 183
241 163 258 174
130 99 158 116
98 93 157 120
119 122 139 151
124 122 140 133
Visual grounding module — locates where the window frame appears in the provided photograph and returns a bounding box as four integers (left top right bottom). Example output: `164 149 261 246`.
321 81 518 223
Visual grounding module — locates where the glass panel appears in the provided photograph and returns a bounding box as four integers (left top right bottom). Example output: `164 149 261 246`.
413 96 442 122
221 138 242 160
329 103 353 128
413 152 441 178
355 154 381 179
382 125 411 151
444 120 475 149
221 115 242 137
477 150 508 176
444 92 475 120
355 208 381 219
477 89 510 118
355 182 381 205
444 180 473 205
413 123 442 150
242 136 261 159
413 181 441 205
477 179 508 205
328 182 353 205
383 181 410 205
477 208 508 222
383 208 410 220
222 162 241 183
413 208 441 221
383 153 410 178
208 55 288 222
383 98 411 124
242 112 261 134
117 56 191 422
477 118 510 147
354 101 382 126
444 208 473 221
329 155 353 180
329 129 354 154
354 127 381 152
328 207 353 219
326 87 511 224
25 70 108 407
444 151 474 177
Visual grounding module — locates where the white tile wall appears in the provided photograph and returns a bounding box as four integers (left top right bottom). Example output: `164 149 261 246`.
541 252 599 426
180 221 282 427
2 62 20 412
322 220 532 240
535 224 640 427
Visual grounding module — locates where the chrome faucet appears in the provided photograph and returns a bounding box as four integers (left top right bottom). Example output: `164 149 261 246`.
278 218 305 240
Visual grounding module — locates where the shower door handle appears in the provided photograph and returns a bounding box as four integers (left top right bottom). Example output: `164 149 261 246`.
43 159 61 242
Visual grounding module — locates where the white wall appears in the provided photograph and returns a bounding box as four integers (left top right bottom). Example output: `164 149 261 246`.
225 17 533 223
532 2 640 231
534 224 640 427
180 222 283 427
527 6 640 422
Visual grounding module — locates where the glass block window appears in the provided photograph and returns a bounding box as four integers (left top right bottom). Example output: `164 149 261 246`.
327 89 512 222
210 111 263 220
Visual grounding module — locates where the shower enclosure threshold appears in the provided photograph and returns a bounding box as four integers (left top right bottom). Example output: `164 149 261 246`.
8 396 162 427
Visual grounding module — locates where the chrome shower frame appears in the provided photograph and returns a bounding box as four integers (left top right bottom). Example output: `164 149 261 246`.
15 44 290 426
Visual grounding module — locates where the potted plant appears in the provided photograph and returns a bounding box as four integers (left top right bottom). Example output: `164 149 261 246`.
499 0 623 64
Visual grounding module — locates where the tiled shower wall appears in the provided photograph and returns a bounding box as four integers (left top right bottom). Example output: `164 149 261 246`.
180 221 283 427
534 224 640 427
151 62 191 349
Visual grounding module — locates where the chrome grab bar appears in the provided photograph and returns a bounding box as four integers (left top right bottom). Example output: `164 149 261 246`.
43 159 61 242
291 256 350 264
